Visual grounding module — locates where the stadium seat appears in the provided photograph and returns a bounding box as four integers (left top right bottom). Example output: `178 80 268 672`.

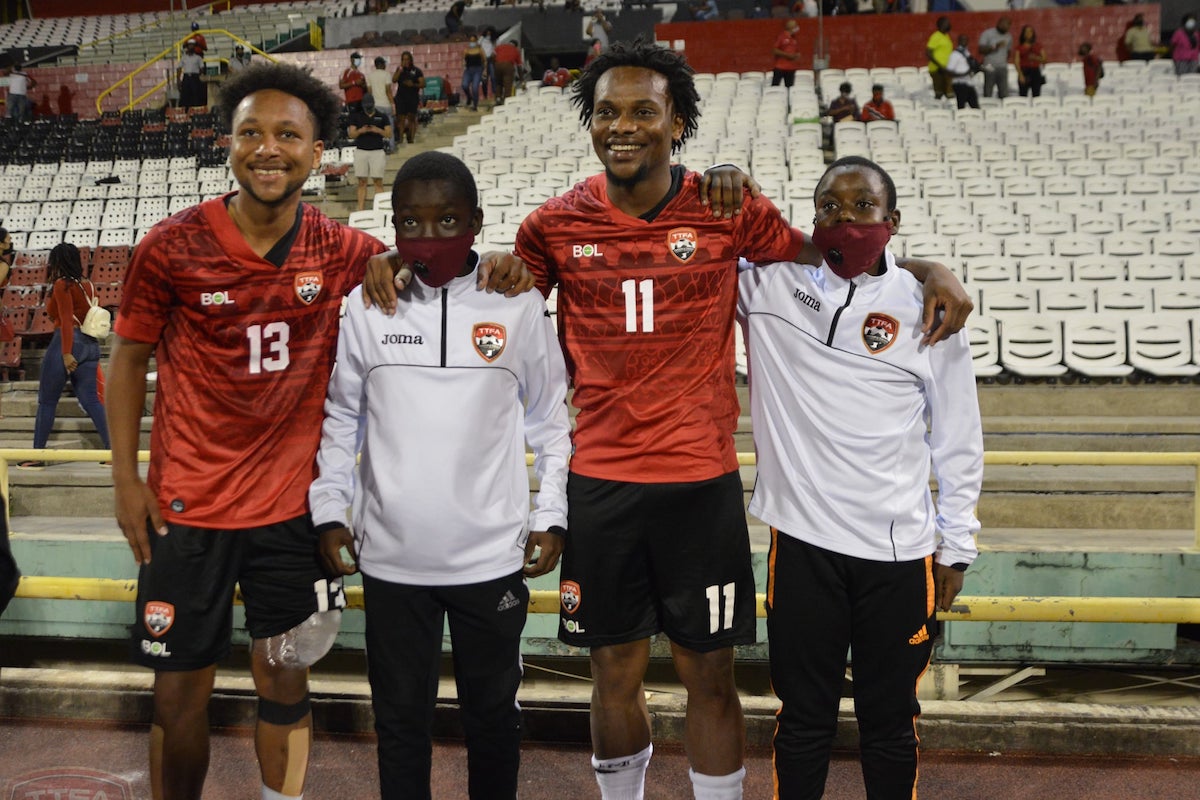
980 284 1036 315
1018 256 1070 283
967 315 1003 377
1072 255 1125 282
1126 314 1199 377
1039 284 1096 314
998 315 1068 376
1063 315 1133 377
1056 233 1103 259
1126 255 1181 282
1097 284 1154 314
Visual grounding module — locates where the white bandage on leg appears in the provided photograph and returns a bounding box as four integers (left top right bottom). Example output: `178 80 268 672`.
252 610 342 669
262 784 302 800
689 766 746 800
592 743 653 800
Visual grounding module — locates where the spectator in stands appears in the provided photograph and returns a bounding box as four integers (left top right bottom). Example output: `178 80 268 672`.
19 242 110 470
58 84 73 116
462 34 485 112
188 21 208 55
341 51 368 113
309 151 570 800
771 18 803 88
691 0 721 20
737 155 981 800
446 1 467 35
106 61 483 800
587 10 613 52
542 57 572 88
227 43 251 74
1014 24 1046 97
3 63 34 123
1170 14 1199 75
350 93 390 211
1124 14 1157 62
480 27 498 102
177 40 206 108
827 81 859 123
493 37 523 104
367 56 396 152
393 51 425 144
584 37 602 67
513 39 971 800
947 34 981 109
1080 42 1104 97
978 16 1012 99
860 84 895 121
0 227 13 283
926 16 954 100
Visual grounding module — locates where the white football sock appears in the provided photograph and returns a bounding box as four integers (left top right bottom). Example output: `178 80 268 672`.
592 743 653 800
262 785 301 800
690 766 745 800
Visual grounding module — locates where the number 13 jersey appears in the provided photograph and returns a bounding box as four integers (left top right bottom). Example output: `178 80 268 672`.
116 197 386 528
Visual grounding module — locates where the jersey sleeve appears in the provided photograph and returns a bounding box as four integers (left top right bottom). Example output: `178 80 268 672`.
514 209 558 298
517 297 571 534
926 329 984 567
309 286 370 530
114 226 174 345
733 193 806 264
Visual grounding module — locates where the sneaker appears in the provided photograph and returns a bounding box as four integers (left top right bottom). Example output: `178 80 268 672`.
17 460 45 469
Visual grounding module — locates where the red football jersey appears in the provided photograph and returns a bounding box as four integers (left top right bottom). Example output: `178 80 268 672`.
116 197 386 527
516 171 805 483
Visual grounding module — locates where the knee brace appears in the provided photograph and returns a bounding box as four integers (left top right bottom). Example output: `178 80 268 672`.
253 609 341 669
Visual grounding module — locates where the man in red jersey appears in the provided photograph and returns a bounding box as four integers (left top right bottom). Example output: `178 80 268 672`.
107 63 527 800
514 39 972 800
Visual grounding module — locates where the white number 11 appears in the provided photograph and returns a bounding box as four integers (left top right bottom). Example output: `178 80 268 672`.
621 278 654 333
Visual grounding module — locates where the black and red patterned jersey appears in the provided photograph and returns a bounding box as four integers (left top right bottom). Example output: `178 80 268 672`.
516 171 805 483
116 196 386 527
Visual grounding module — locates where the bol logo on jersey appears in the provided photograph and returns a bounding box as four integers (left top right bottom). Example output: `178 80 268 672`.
667 227 698 264
294 271 324 305
144 601 175 637
472 322 507 362
862 313 899 354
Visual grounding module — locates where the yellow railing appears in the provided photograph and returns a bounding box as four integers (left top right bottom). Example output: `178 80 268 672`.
12 577 1200 624
94 30 277 116
4 449 1198 623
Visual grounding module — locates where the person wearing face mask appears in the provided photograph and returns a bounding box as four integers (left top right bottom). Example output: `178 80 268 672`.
340 51 367 113
309 152 570 800
462 34 485 112
1171 14 1199 75
348 93 391 211
736 156 982 800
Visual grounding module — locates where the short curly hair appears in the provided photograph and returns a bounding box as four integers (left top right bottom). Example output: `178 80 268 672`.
571 38 701 153
217 62 341 144
392 151 478 211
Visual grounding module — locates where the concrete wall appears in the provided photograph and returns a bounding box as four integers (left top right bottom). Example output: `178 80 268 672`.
656 5 1161 74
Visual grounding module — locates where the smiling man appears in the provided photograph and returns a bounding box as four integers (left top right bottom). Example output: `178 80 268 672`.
107 64 390 800
514 40 971 800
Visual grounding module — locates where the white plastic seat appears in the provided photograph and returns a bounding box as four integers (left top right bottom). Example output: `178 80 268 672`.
1153 234 1199 258
1018 256 1071 283
1098 196 1143 217
1165 174 1200 194
1125 175 1166 195
936 215 978 237
1167 211 1200 233
965 257 1018 284
1004 234 1052 259
1153 282 1200 313
1104 232 1152 258
1002 176 1042 197
1097 284 1153 314
1072 255 1125 282
899 232 949 260
1039 283 1096 314
347 209 387 229
967 315 1003 377
1126 255 1181 282
1126 314 1199 376
1081 175 1123 196
955 233 1004 259
980 284 1036 315
1063 315 1133 377
1029 213 1073 236
1056 233 1104 259
998 315 1068 376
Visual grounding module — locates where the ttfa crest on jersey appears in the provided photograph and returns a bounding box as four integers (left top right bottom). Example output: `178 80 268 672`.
667 227 698 264
294 271 323 305
862 313 899 354
144 601 175 637
473 322 507 362
560 580 581 614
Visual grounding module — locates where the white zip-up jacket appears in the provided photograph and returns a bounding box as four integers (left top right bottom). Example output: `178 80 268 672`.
737 251 982 567
309 265 572 586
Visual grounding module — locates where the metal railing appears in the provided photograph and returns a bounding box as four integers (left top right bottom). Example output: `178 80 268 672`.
4 448 1199 623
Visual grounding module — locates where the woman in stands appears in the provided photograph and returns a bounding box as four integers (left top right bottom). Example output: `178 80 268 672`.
393 51 425 145
1171 14 1200 76
462 34 485 111
18 242 110 469
1014 25 1046 97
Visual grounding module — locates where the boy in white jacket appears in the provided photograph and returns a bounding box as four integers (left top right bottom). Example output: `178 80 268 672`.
309 152 571 799
737 156 983 800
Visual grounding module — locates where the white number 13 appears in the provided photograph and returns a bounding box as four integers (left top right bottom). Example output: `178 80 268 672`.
247 322 291 374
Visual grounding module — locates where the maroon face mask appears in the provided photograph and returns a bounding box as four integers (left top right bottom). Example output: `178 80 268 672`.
810 222 892 280
397 232 476 288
